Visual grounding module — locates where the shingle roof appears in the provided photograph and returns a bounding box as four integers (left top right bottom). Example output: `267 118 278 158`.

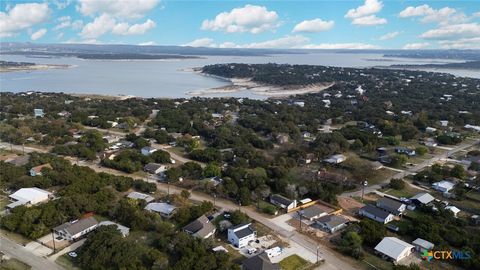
235 226 255 239
183 215 210 234
360 204 392 220
270 194 293 206
301 205 326 219
377 197 404 213
54 217 98 236
316 215 349 228
242 253 280 270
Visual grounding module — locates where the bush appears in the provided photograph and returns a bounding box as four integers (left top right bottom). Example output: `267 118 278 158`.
261 204 277 215
390 178 406 190
415 146 428 156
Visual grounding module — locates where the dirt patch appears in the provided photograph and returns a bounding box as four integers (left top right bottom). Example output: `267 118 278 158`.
337 196 365 214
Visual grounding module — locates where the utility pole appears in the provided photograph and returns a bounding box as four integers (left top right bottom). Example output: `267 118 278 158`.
316 245 320 263
213 193 217 208
361 180 368 203
51 229 56 252
298 210 303 230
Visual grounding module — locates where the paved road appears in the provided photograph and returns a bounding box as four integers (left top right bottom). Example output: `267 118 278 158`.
342 138 480 198
0 236 64 270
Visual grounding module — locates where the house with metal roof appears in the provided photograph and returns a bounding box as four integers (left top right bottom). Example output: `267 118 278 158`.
54 217 98 241
183 215 216 239
324 154 347 164
34 109 44 118
376 197 406 216
141 146 158 156
269 194 296 210
227 223 256 248
412 238 434 253
374 237 414 262
242 253 280 270
127 191 154 203
316 215 349 233
410 192 435 205
445 205 461 217
98 221 130 237
7 187 52 209
432 180 455 193
144 163 167 174
145 202 177 218
359 205 394 224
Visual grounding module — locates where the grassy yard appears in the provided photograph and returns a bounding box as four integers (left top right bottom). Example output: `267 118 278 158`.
0 258 31 270
279 254 310 270
368 168 397 185
381 184 423 199
0 229 31 245
0 196 9 210
360 253 393 270
55 254 81 270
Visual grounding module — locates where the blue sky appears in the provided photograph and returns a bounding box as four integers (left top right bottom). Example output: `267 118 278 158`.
1 0 479 49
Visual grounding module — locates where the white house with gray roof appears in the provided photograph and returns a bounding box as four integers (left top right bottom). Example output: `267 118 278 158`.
53 217 98 241
145 202 177 218
376 197 406 216
412 238 434 253
127 191 154 203
228 223 256 248
316 215 349 233
359 205 394 224
269 194 296 210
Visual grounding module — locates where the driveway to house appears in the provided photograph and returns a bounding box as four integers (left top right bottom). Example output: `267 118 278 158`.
0 236 64 270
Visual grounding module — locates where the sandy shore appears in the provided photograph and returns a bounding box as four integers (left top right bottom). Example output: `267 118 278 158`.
188 77 334 97
70 93 136 100
0 64 70 73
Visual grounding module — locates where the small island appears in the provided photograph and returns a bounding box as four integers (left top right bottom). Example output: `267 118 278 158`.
0 60 69 73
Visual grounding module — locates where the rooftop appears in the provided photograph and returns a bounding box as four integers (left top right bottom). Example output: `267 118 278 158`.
300 205 327 219
360 204 392 220
127 191 154 202
54 217 98 236
316 214 349 227
375 237 414 260
145 202 176 215
412 238 434 250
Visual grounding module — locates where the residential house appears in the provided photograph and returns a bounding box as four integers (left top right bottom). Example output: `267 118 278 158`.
183 215 216 239
7 187 52 209
276 134 289 144
103 135 120 144
300 205 328 221
410 193 435 205
127 191 154 203
242 253 280 270
34 109 44 118
141 146 158 156
395 147 416 156
57 110 71 117
426 127 437 133
145 202 177 218
227 223 256 248
359 205 394 224
144 163 167 174
374 237 414 263
412 238 434 253
324 154 347 164
424 138 438 147
53 217 98 241
208 176 223 187
98 221 130 237
432 180 455 193
445 206 461 217
269 194 297 211
316 215 349 233
29 163 53 176
376 197 406 216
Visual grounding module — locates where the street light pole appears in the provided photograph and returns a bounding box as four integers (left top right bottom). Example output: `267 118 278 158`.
316 245 320 263
361 180 368 203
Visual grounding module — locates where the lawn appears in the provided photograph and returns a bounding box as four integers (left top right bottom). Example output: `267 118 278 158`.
0 258 31 270
381 184 423 199
0 229 31 245
0 195 9 210
55 254 81 270
279 254 310 270
360 253 393 270
368 168 397 185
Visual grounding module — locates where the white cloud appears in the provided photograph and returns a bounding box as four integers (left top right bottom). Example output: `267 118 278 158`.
399 5 466 25
30 28 47 41
80 14 155 38
438 37 480 49
112 19 156 35
379 31 400 40
77 0 160 19
80 14 116 38
183 36 379 50
201 5 279 34
345 0 387 26
403 42 430 50
292 18 334 33
345 0 383 18
0 2 50 37
54 16 83 31
242 35 309 48
474 12 480 17
183 38 216 47
351 15 387 26
420 23 480 40
52 0 72 9
303 43 380 49
139 41 156 46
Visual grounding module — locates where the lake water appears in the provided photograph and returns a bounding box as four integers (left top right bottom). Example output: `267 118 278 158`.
1 53 477 99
